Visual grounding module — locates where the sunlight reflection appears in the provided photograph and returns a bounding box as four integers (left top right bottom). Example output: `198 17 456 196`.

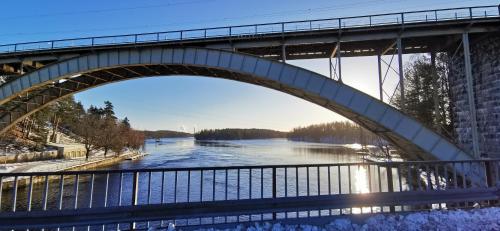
352 165 372 214
355 165 369 194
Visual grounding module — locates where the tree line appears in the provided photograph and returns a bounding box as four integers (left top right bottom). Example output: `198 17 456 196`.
4 96 144 159
144 130 192 139
287 121 379 145
194 128 286 140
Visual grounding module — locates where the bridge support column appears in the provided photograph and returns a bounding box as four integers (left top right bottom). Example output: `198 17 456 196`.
19 62 24 75
377 54 383 101
337 42 342 82
397 37 405 108
281 45 286 63
328 42 342 82
462 33 480 158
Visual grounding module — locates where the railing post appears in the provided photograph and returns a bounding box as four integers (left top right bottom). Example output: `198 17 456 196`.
130 172 139 230
27 176 33 212
0 176 3 211
12 176 18 212
386 164 395 212
272 167 277 220
483 161 490 188
469 7 473 19
42 175 49 210
132 172 139 206
401 13 405 26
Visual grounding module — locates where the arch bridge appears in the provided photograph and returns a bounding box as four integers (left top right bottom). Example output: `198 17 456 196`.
0 5 499 162
1 5 500 230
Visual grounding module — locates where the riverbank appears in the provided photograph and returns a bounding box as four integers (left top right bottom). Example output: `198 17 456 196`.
1 150 144 173
0 150 146 190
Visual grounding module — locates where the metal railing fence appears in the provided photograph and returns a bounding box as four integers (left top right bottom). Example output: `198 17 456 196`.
0 159 498 213
0 5 498 54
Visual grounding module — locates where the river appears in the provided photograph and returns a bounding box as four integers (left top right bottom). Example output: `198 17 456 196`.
115 137 367 169
2 138 393 219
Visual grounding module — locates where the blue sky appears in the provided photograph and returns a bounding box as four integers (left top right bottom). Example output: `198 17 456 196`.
2 0 497 132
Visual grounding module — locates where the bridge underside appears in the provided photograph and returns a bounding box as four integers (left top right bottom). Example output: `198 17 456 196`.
0 47 472 162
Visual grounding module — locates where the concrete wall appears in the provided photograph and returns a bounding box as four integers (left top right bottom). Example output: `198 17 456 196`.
0 150 59 164
449 33 500 158
47 143 86 159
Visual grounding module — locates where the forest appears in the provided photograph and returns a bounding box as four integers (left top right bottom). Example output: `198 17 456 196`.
194 128 286 140
287 121 380 145
143 130 192 139
0 96 145 159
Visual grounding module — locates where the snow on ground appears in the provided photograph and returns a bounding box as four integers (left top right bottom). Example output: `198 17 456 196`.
0 150 112 173
160 207 500 231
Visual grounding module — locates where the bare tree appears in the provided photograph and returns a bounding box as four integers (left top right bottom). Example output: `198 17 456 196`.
72 113 101 160
97 118 121 157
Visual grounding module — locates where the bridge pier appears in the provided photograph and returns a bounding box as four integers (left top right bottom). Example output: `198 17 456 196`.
449 32 500 158
461 33 480 159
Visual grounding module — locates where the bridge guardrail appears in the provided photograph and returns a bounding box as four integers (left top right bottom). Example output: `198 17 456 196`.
0 159 498 229
0 159 498 213
0 5 498 54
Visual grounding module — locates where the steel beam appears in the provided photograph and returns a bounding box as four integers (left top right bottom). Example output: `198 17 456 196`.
328 43 342 82
329 57 333 79
337 42 342 82
397 37 405 108
381 41 397 56
462 33 480 158
281 45 286 63
377 54 383 101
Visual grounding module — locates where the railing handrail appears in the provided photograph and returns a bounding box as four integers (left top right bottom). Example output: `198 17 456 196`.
0 5 498 52
1 158 498 177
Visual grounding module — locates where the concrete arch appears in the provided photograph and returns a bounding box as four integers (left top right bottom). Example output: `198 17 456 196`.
0 47 473 161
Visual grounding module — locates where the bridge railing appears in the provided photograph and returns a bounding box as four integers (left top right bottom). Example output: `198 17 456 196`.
0 5 498 54
0 159 498 213
0 159 499 229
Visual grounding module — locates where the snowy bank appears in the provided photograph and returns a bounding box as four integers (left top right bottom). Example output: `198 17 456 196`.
160 207 500 231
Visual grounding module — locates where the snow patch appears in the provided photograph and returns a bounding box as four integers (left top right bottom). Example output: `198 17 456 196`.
154 207 500 231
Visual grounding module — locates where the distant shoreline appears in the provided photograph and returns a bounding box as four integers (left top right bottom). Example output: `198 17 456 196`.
143 130 192 139
194 128 286 140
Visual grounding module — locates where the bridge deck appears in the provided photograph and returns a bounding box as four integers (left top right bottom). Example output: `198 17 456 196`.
0 5 499 68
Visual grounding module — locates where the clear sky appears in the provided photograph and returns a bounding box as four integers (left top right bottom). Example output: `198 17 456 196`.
2 0 497 132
